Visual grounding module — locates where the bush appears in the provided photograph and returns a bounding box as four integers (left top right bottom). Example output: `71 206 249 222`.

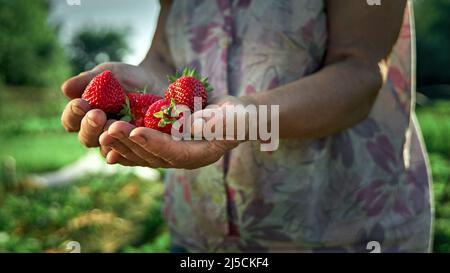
416 101 450 158
417 100 450 252
0 0 70 87
414 0 450 87
69 28 130 74
0 173 167 253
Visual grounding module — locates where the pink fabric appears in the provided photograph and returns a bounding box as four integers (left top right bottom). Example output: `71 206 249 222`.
163 0 432 252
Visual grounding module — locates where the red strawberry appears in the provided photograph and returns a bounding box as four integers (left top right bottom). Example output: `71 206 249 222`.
81 70 126 114
144 98 183 134
164 68 212 112
122 92 162 127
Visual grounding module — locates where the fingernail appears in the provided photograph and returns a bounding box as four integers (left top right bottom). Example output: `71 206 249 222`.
87 114 99 128
130 135 146 145
71 104 85 116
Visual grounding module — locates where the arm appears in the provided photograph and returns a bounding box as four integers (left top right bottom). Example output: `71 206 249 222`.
244 0 407 138
139 0 175 92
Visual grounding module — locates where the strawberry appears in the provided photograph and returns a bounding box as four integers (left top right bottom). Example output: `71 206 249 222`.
122 91 162 127
144 98 183 134
81 70 126 114
164 68 212 112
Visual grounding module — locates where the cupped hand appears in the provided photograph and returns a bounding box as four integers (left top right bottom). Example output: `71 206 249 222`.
60 62 159 149
99 95 252 169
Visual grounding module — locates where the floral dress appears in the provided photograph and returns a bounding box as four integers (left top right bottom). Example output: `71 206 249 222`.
163 0 432 252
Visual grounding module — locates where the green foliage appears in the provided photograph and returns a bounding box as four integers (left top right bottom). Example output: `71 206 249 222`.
417 100 450 252
416 101 450 157
414 0 450 87
0 0 70 87
429 154 450 252
69 28 130 74
0 173 167 252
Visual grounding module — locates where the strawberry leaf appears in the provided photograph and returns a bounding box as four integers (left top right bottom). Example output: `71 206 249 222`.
153 111 164 119
158 119 167 127
121 115 132 122
120 96 134 121
168 68 213 92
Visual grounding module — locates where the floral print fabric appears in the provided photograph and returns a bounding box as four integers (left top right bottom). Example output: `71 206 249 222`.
163 0 432 252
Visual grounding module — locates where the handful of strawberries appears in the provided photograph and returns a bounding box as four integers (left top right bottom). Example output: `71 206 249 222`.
81 68 212 134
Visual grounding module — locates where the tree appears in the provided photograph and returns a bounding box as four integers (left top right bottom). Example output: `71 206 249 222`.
414 0 450 87
0 0 70 87
69 28 130 74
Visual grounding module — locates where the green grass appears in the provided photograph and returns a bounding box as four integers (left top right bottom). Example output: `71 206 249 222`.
0 133 86 173
417 101 450 158
0 86 86 174
416 101 450 253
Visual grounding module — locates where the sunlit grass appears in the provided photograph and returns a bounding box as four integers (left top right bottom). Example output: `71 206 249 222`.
0 132 86 174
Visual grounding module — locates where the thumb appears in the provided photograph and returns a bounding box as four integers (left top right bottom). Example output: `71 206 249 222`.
61 68 103 99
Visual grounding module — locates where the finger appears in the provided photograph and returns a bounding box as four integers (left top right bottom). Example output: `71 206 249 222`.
129 127 209 167
106 150 139 166
61 99 92 132
99 145 111 158
130 127 235 169
103 119 116 131
61 69 102 99
99 129 148 166
78 109 107 148
98 119 116 157
108 122 171 168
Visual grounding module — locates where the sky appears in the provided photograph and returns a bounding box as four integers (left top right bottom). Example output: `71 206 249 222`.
49 0 160 65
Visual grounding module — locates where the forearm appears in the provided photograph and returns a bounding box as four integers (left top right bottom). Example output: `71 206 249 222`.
138 0 175 94
139 53 175 93
245 58 384 139
240 0 405 140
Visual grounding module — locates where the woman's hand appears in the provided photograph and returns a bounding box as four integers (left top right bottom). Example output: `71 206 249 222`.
60 62 162 149
99 95 252 169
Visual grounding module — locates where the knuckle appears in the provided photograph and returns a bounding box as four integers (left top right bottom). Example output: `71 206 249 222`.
99 146 109 157
117 149 132 159
144 157 164 168
94 62 113 71
65 126 77 133
78 134 87 147
62 117 78 132
84 140 98 148
78 133 98 148
109 143 133 160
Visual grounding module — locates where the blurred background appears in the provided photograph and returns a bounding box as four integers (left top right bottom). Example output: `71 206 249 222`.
0 0 449 252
